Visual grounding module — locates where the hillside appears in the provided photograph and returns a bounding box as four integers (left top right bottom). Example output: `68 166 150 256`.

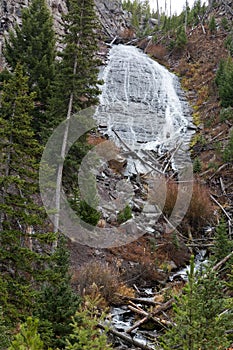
1 0 233 348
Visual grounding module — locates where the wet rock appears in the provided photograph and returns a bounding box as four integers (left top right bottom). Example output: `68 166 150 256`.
108 155 127 172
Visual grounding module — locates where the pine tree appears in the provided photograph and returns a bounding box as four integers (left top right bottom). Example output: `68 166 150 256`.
46 0 102 238
216 57 233 107
0 307 10 349
209 15 217 33
48 0 102 124
0 64 56 325
8 317 44 350
4 0 56 139
223 130 233 163
36 236 80 349
176 25 187 48
65 295 112 350
161 256 230 349
213 218 233 262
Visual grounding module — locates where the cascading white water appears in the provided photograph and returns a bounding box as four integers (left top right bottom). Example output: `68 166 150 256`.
95 44 194 172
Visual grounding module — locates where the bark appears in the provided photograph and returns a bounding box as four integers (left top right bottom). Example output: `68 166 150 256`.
53 54 78 250
98 323 155 350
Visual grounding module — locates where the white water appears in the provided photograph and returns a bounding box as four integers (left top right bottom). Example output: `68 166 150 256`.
95 45 194 172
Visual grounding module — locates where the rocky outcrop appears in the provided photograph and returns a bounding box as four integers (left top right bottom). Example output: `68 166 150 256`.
95 0 131 40
0 0 68 66
0 0 131 67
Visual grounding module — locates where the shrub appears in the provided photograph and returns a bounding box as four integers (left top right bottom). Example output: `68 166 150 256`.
220 106 233 122
65 294 112 350
175 26 187 48
8 317 44 350
221 17 229 31
75 261 128 304
163 181 214 233
193 157 202 173
223 130 233 163
186 182 214 231
117 205 132 224
215 57 233 107
209 16 216 33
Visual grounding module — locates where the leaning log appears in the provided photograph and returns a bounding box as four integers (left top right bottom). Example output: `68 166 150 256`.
98 323 155 350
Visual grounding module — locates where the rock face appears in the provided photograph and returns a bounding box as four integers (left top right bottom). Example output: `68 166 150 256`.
0 0 68 66
0 0 130 67
95 0 131 40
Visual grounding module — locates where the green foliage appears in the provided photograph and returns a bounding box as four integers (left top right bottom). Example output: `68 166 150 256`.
215 57 233 107
4 0 56 139
76 200 101 226
47 0 102 125
0 307 11 349
65 295 112 350
224 33 233 56
36 236 81 349
69 172 101 226
209 16 217 33
221 17 229 31
212 219 233 262
117 205 132 224
9 317 44 350
161 256 230 349
0 64 63 335
220 106 233 122
0 64 40 322
223 130 233 162
175 26 187 48
122 0 154 37
193 157 202 173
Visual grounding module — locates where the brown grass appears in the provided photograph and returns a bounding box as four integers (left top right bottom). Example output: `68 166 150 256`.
73 261 134 304
145 44 167 60
163 180 214 233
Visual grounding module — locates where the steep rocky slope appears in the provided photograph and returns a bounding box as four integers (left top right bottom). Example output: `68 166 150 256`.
0 0 130 66
1 0 232 286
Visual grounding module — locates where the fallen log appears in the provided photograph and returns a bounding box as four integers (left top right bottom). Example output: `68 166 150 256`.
152 298 175 316
112 129 164 175
115 293 158 306
126 316 148 333
212 251 233 271
210 194 232 223
98 323 155 350
128 304 174 329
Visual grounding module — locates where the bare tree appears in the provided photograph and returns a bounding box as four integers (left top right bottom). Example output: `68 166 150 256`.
156 0 160 26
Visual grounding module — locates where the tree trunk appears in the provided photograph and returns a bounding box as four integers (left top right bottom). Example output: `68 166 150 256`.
53 54 78 250
156 0 160 27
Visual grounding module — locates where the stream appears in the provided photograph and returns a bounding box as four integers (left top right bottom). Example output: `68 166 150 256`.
94 44 197 348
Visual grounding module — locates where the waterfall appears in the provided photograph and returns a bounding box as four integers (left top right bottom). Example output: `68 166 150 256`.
95 44 194 173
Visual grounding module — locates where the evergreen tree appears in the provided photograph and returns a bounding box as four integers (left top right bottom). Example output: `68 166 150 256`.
213 218 233 262
0 307 10 349
175 25 187 48
65 295 112 350
46 0 103 236
161 256 230 349
209 15 217 33
216 57 233 107
4 0 56 139
36 236 80 349
48 0 102 125
0 65 37 322
8 317 44 350
223 130 233 163
0 64 56 326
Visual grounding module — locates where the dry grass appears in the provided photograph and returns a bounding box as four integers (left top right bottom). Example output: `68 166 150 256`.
145 43 167 60
163 180 214 233
73 261 134 304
